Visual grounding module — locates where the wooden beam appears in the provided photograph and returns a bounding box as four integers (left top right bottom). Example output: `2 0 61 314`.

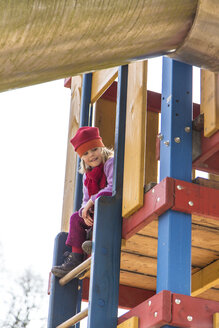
201 69 219 137
192 259 219 296
213 313 219 328
61 75 82 232
122 61 147 218
145 111 159 185
117 317 138 328
91 67 118 103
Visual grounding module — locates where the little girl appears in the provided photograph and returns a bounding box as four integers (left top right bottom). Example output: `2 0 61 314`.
52 126 114 277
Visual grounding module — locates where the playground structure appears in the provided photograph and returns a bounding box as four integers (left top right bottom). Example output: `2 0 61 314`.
1 1 219 328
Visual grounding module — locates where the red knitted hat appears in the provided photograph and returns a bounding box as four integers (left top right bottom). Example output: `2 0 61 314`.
70 126 104 157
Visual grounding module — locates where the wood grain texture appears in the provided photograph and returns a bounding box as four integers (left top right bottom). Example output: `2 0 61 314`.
201 69 219 137
117 316 138 328
192 259 219 296
145 111 159 185
91 67 118 103
94 98 116 148
122 61 147 218
61 75 82 232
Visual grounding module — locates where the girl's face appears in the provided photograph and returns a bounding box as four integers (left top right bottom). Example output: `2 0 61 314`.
82 147 103 168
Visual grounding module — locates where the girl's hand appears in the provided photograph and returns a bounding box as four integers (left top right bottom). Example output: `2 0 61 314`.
82 199 94 226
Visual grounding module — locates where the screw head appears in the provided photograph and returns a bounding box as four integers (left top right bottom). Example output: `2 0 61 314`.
148 300 152 306
185 126 191 133
175 299 181 305
187 316 193 322
164 140 170 146
174 137 181 143
154 312 158 318
177 185 184 190
158 133 164 140
188 201 194 206
157 197 160 202
152 189 155 194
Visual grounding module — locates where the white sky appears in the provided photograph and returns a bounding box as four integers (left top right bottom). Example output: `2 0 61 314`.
0 57 200 326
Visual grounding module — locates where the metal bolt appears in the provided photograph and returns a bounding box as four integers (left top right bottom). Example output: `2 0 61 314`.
164 140 170 146
157 197 160 202
175 299 181 305
158 133 164 140
152 189 155 194
78 285 81 291
185 126 191 133
187 316 193 322
154 312 158 318
188 201 194 207
174 137 181 143
177 185 184 190
148 300 152 306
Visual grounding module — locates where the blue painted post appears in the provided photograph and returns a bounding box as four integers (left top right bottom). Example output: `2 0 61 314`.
156 58 193 328
48 73 92 328
87 65 128 328
48 232 79 328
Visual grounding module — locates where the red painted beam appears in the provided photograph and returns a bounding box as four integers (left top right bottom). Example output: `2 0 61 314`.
81 278 155 309
173 179 219 220
118 291 219 328
193 130 219 175
122 177 174 240
122 178 219 240
171 293 219 328
64 77 72 88
118 290 172 328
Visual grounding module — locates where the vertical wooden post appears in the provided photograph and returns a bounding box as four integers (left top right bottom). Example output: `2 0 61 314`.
201 70 219 137
122 61 147 218
61 76 83 232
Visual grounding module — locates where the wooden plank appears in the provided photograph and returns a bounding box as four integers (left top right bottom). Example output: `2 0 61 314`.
91 67 118 103
61 75 82 232
120 270 156 290
120 252 157 277
94 98 116 148
117 317 138 328
197 288 219 302
213 313 219 328
145 111 159 185
192 260 219 296
193 177 219 190
123 229 219 268
122 61 147 218
201 69 219 137
192 224 219 252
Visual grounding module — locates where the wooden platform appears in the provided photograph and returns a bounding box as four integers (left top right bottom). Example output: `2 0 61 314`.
120 213 219 301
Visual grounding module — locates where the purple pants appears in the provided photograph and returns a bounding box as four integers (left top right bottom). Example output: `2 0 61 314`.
66 191 112 248
66 211 90 248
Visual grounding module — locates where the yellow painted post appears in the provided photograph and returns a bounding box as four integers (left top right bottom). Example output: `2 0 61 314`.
122 61 147 218
145 111 159 185
61 75 83 232
117 317 139 328
213 313 219 328
201 70 219 137
91 67 118 103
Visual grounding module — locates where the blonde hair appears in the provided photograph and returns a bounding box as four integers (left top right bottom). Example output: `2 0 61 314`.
79 147 114 174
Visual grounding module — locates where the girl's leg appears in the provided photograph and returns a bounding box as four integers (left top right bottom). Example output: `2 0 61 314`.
66 211 90 251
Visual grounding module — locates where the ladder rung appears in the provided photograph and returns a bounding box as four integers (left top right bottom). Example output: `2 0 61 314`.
59 256 92 286
56 307 88 328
